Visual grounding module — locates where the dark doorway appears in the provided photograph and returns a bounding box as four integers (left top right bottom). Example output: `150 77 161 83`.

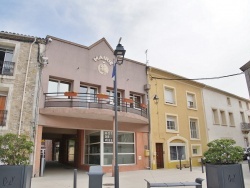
156 143 164 169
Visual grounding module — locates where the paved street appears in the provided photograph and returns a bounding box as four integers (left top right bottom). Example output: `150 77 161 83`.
31 161 250 188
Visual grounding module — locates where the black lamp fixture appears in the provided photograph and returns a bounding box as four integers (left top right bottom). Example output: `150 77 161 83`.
114 40 126 65
113 38 126 188
153 95 159 103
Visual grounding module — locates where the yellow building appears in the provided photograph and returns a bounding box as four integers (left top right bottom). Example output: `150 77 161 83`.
147 67 208 169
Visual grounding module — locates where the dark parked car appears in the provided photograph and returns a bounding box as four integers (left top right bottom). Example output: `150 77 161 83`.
243 147 250 160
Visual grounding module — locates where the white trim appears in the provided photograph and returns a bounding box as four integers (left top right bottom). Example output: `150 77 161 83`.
191 144 202 157
165 113 179 133
167 136 189 162
186 91 198 110
188 116 201 140
163 85 177 106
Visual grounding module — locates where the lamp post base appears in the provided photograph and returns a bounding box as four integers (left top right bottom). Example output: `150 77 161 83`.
114 165 119 188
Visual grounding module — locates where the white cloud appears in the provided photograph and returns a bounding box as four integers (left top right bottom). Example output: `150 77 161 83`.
1 0 250 98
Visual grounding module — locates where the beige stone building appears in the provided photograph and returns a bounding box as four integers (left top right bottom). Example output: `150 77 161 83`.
0 31 46 165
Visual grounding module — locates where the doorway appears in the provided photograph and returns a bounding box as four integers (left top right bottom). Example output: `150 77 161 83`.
156 143 164 169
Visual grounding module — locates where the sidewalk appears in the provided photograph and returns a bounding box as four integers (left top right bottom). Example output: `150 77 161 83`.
31 162 250 188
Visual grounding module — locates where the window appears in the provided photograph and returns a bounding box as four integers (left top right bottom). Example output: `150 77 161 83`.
0 95 7 126
212 109 220 124
191 144 202 156
106 89 121 106
164 86 176 104
187 92 196 109
240 112 245 123
227 97 231 106
130 93 142 109
247 102 249 110
239 101 242 108
229 112 235 127
248 116 250 123
170 144 186 161
220 110 227 125
85 131 101 165
80 85 97 102
102 131 135 165
48 79 71 97
0 48 14 76
190 118 199 139
166 115 178 132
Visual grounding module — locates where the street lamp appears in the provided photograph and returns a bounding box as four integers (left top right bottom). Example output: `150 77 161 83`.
113 39 126 188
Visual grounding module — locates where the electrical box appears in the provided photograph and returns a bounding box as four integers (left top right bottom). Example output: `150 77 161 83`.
144 149 150 157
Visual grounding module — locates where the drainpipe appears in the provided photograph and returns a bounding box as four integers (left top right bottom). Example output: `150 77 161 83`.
146 66 152 169
18 38 37 136
146 89 152 169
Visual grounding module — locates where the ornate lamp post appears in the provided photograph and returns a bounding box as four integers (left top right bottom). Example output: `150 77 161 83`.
113 38 126 188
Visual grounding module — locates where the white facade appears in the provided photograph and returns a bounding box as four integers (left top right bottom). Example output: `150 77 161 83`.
202 87 250 148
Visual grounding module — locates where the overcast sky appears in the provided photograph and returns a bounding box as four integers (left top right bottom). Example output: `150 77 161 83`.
1 0 250 98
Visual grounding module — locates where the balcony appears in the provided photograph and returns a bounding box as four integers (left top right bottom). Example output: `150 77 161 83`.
42 92 148 123
0 61 15 76
0 110 7 126
241 122 250 134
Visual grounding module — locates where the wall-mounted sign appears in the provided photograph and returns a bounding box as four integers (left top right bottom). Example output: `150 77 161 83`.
104 131 113 142
93 56 114 75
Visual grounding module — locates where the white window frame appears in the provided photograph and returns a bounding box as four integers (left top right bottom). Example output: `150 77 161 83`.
101 130 135 166
48 78 71 98
226 97 231 106
191 144 202 157
186 91 197 109
0 48 14 76
169 143 187 161
189 117 200 140
80 85 98 102
130 93 142 109
240 111 245 123
228 112 235 127
220 110 227 126
166 114 179 133
239 101 242 108
106 89 121 106
212 108 220 125
163 85 176 105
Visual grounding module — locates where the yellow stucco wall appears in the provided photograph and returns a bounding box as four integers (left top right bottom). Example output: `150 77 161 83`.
148 67 208 169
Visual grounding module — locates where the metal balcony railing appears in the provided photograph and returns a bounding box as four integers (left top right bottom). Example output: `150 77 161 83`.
0 61 15 76
44 92 148 118
0 110 7 126
241 122 250 132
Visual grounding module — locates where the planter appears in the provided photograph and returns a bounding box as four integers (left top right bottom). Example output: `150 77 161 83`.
97 94 109 99
205 163 245 188
0 165 33 188
64 92 77 97
123 98 133 103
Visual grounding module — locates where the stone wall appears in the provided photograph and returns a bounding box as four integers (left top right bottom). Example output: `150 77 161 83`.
0 39 40 139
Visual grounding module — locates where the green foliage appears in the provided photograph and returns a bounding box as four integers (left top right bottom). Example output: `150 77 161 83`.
0 133 33 165
204 138 244 164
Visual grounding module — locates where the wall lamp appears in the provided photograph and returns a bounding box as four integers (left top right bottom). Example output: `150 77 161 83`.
153 95 159 103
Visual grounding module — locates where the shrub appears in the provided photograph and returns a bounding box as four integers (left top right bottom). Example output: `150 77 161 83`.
204 138 244 164
0 133 33 165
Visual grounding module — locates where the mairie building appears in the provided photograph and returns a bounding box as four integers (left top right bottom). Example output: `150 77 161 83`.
33 36 150 176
